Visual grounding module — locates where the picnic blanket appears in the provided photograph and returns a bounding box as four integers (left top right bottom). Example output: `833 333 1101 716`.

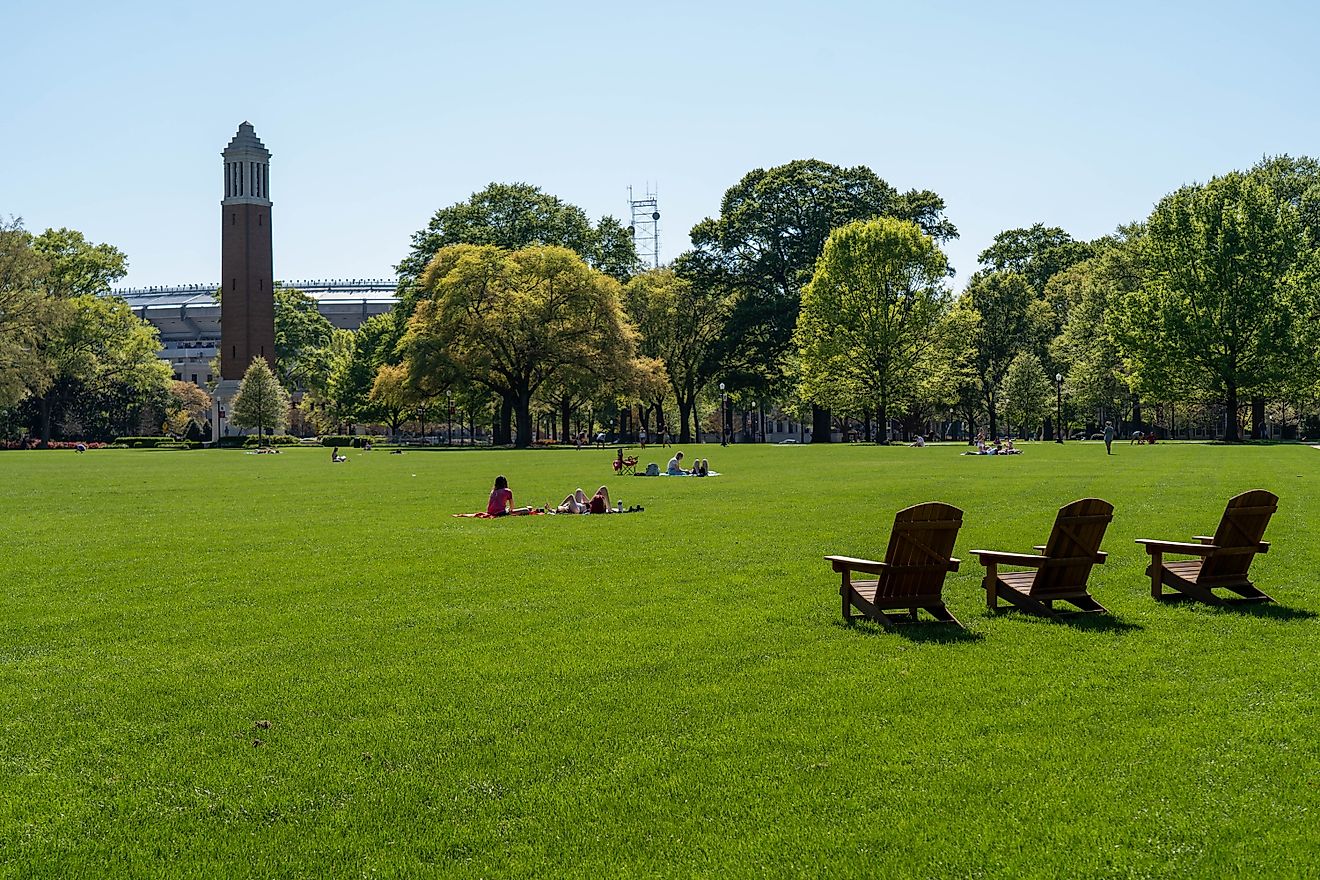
452 508 643 517
650 471 721 477
452 510 548 518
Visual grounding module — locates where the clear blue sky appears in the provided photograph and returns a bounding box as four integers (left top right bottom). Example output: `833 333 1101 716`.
2 0 1317 290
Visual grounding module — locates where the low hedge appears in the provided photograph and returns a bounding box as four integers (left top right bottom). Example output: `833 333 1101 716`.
243 434 302 447
321 436 376 447
114 436 172 448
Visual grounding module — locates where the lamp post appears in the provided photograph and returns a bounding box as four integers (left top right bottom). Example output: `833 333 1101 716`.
719 382 727 446
1055 373 1064 443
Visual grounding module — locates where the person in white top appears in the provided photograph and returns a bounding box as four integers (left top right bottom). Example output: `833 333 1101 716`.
667 451 686 474
910 435 926 447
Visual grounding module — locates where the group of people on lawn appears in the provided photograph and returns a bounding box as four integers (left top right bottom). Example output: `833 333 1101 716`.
487 448 712 517
487 475 624 517
666 450 710 476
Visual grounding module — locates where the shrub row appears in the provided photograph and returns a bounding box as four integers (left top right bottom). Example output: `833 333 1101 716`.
320 436 376 447
1 440 110 450
243 434 302 447
113 436 173 448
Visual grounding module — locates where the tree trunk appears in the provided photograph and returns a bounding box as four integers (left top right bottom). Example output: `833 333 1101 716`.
514 388 533 449
678 394 695 444
1251 395 1265 440
561 397 572 444
1224 385 1240 442
39 390 53 449
495 395 514 445
811 404 831 443
987 393 998 439
1132 396 1144 432
875 399 888 445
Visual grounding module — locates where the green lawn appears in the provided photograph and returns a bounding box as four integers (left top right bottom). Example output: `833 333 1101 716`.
2 441 1318 878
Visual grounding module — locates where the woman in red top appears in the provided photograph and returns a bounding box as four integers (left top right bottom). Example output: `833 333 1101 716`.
487 475 532 517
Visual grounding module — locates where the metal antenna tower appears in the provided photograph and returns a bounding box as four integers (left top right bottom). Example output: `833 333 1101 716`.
628 185 660 269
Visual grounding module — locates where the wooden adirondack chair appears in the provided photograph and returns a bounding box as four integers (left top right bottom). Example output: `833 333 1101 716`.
971 498 1113 618
1136 489 1277 604
825 502 963 627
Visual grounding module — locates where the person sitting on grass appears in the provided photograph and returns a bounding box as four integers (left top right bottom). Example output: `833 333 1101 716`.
488 475 533 517
697 458 710 476
331 447 347 462
667 451 687 475
1003 438 1021 454
910 435 926 447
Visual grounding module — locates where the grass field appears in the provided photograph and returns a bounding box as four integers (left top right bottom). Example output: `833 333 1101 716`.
2 441 1318 878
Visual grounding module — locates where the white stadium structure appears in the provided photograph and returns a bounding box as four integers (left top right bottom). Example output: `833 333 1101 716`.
116 279 398 387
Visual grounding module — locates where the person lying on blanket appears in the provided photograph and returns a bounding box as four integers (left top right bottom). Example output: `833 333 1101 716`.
488 475 534 517
556 486 614 514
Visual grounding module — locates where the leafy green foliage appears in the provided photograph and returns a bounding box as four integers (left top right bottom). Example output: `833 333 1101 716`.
624 267 732 442
402 245 637 447
229 356 291 440
956 271 1052 436
395 182 640 284
794 218 957 439
1112 171 1311 440
686 159 956 390
978 222 1095 296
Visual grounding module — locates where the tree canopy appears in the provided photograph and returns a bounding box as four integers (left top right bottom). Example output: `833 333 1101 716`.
401 244 638 447
396 183 639 285
794 218 957 441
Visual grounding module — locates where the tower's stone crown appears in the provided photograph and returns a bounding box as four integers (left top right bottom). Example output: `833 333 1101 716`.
222 122 271 206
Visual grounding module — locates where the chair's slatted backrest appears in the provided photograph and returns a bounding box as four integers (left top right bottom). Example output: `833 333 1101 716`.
1032 498 1114 595
877 502 963 600
1200 489 1278 582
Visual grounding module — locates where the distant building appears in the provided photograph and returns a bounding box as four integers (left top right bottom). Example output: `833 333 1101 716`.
115 280 398 387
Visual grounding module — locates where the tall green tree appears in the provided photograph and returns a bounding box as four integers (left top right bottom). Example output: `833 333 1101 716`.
793 218 956 442
272 286 337 392
624 266 733 442
979 223 1095 297
229 356 290 442
401 245 638 447
1112 172 1310 441
396 182 639 285
0 218 55 407
956 271 1051 437
685 159 956 438
1001 352 1052 437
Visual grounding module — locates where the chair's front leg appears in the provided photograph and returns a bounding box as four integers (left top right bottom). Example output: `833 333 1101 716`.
1148 551 1162 599
984 562 998 612
840 570 852 621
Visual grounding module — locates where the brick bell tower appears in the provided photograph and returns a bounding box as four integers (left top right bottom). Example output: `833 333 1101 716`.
220 121 274 380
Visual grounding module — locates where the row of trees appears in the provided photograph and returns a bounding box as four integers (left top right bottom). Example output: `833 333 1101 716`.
5 154 1317 447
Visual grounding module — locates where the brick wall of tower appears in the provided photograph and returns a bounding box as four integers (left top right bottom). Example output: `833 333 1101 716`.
220 203 275 380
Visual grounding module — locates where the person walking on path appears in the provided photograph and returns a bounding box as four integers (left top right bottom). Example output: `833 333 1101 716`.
1103 421 1114 455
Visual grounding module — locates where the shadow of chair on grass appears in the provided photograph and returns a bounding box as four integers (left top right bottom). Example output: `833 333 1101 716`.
1162 597 1318 622
835 618 985 644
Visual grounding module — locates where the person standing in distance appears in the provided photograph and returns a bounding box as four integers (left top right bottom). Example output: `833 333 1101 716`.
1103 421 1114 455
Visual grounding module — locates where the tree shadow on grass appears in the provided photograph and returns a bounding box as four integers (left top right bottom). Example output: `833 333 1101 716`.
835 619 985 644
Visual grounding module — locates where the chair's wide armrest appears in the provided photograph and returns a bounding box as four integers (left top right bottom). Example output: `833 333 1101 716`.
1135 539 1215 555
1033 545 1047 552
970 550 1048 567
825 555 888 575
1193 535 1215 545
